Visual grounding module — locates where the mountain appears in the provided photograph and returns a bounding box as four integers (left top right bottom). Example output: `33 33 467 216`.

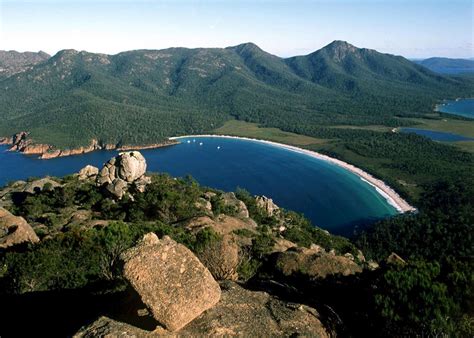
0 50 50 79
0 41 472 149
414 57 474 74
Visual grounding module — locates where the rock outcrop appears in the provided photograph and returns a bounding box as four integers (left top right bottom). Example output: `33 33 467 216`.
39 139 102 159
0 207 39 249
197 235 240 281
386 252 406 266
121 233 221 331
96 151 151 199
1 131 178 159
23 178 61 194
75 282 329 337
221 192 249 218
77 165 99 180
255 195 280 216
183 215 257 236
74 316 153 338
273 246 362 279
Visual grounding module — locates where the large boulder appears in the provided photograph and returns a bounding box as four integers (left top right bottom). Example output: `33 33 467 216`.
77 165 99 180
255 195 280 217
121 233 221 331
96 151 150 199
0 207 39 249
75 282 329 337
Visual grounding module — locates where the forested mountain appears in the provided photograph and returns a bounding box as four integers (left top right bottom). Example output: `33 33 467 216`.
0 50 50 79
414 57 474 74
0 41 472 148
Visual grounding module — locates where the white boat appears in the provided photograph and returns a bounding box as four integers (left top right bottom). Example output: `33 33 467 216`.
199 142 203 146
217 146 221 149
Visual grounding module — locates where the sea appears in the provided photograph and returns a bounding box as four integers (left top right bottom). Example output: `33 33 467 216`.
0 136 399 235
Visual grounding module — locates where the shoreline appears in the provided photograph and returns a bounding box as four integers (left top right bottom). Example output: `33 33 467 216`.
0 133 179 159
170 134 417 214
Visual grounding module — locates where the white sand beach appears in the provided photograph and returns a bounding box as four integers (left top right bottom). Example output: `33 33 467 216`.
170 134 417 213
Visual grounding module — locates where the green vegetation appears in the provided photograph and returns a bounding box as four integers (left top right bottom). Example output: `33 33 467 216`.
413 57 474 75
215 120 327 146
352 180 473 336
0 174 349 294
0 40 473 337
0 164 472 336
213 119 474 200
1 41 473 149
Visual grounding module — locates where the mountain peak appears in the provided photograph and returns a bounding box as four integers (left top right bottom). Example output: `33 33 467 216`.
326 40 355 48
227 42 264 55
319 40 362 62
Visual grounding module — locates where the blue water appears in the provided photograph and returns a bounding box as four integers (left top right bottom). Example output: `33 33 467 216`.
0 137 398 235
436 98 474 119
400 128 474 142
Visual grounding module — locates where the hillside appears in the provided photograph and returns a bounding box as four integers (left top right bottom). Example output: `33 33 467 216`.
414 57 474 74
0 50 50 79
0 151 472 336
0 41 472 149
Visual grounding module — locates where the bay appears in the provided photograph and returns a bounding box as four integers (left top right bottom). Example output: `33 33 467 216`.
399 128 474 142
0 136 398 235
436 98 474 119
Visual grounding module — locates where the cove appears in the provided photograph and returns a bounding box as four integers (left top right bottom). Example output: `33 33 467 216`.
399 128 474 142
436 98 474 119
0 137 399 235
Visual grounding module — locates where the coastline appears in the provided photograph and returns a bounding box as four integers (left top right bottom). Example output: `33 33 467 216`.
170 134 417 214
0 133 179 159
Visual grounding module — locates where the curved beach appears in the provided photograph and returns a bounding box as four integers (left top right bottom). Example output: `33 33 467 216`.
170 134 417 214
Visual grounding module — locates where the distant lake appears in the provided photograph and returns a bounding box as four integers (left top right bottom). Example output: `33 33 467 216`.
0 137 399 235
400 128 474 142
436 98 474 119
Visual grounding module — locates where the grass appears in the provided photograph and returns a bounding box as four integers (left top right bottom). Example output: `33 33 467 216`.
214 120 327 146
327 117 474 153
330 125 393 132
403 117 474 138
452 141 474 153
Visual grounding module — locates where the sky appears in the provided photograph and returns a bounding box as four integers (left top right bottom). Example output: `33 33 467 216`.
0 0 472 59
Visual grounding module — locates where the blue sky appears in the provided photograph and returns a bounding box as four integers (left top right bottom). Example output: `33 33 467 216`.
0 0 472 58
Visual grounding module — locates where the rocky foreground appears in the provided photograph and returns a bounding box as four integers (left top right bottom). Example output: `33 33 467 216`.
0 151 406 337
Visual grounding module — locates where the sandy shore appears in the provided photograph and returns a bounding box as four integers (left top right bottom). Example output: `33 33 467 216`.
170 134 417 213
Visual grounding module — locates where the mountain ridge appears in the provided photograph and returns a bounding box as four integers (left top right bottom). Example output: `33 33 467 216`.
414 57 474 74
0 41 472 150
0 50 50 79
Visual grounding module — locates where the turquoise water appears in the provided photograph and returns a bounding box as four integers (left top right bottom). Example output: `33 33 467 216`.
0 137 398 235
400 128 474 142
436 98 474 119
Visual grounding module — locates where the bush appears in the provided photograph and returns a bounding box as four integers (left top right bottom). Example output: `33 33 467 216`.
374 260 458 336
